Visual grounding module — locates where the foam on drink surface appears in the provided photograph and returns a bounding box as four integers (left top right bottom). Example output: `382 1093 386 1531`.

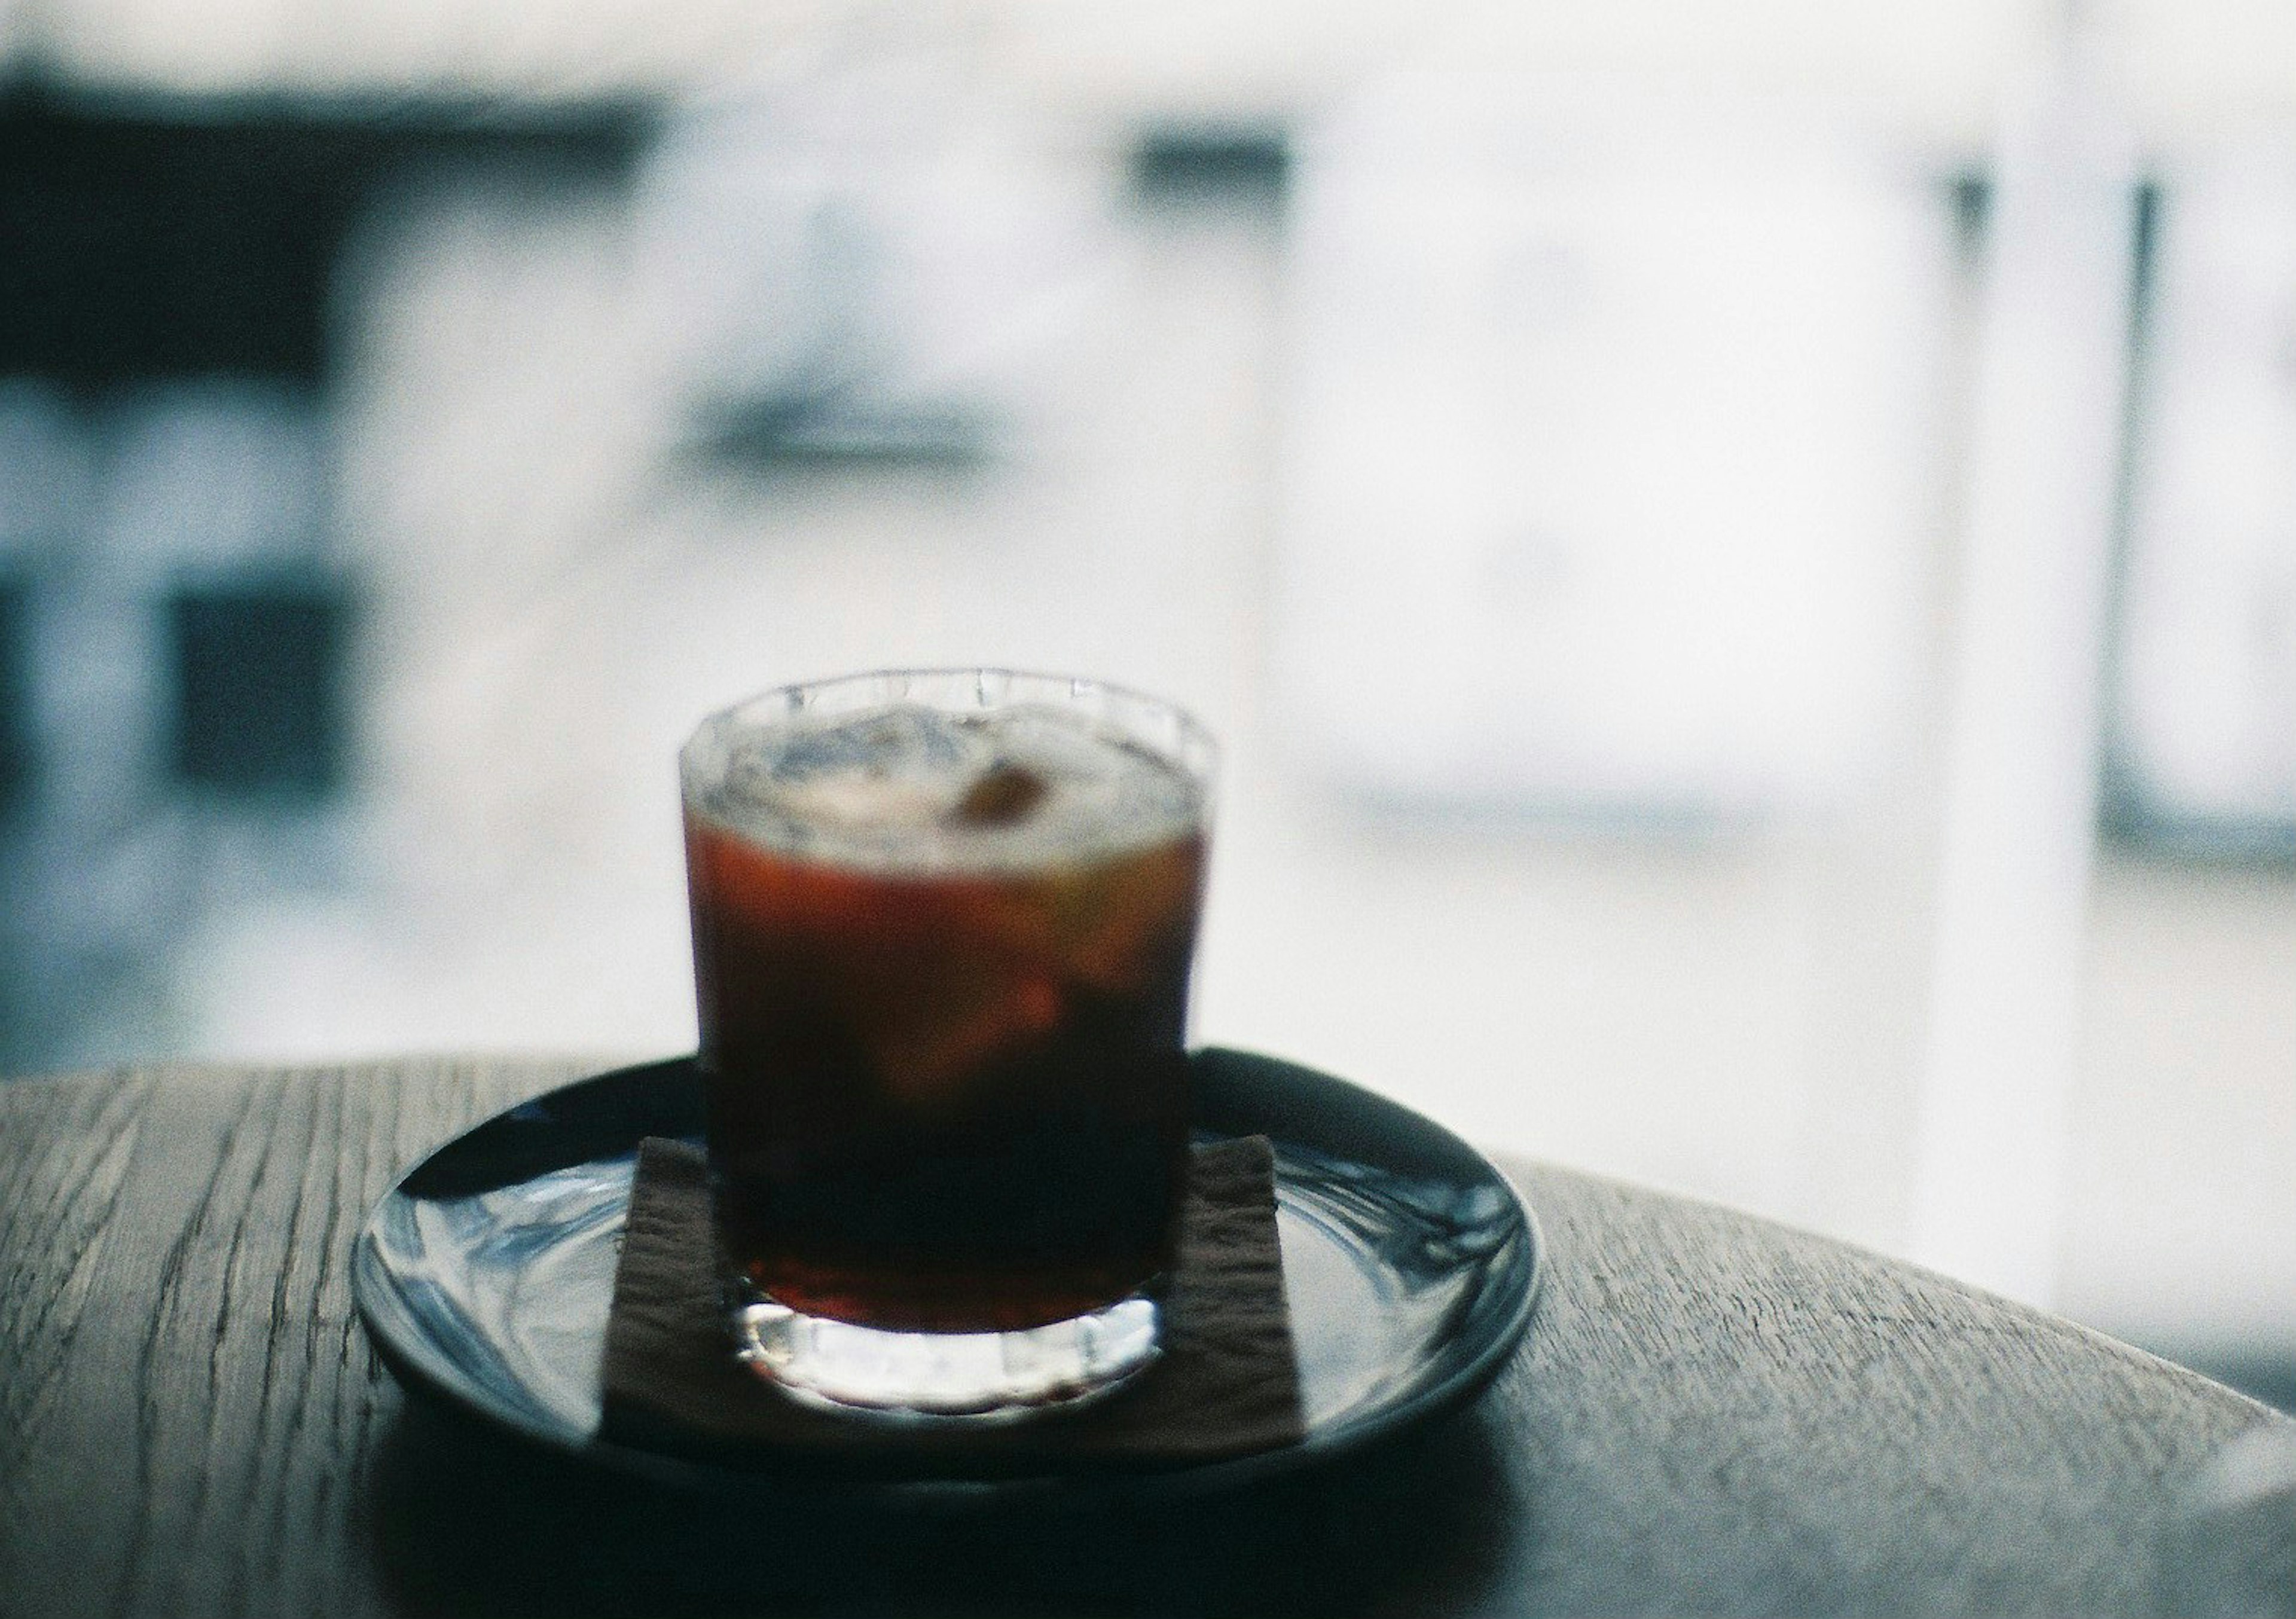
689 702 1204 872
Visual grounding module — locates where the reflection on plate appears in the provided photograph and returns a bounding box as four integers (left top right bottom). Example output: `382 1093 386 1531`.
353 1047 1542 1499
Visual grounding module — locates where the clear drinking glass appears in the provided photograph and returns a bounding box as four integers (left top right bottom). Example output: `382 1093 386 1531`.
679 670 1216 1418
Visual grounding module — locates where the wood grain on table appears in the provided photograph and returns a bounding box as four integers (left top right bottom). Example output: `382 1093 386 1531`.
1 1057 2286 1617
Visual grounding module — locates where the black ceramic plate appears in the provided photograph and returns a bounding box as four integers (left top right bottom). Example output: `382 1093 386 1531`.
353 1047 1542 1499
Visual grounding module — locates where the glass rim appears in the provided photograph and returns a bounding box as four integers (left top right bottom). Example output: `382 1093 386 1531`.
682 666 1220 784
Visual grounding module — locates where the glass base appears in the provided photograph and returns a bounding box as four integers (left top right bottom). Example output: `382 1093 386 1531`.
729 1291 1161 1419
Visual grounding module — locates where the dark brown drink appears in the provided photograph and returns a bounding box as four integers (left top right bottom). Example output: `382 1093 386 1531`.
686 818 1202 1331
681 679 1211 1351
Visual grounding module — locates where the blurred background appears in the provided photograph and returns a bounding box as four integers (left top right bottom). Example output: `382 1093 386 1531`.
2 2 2292 1407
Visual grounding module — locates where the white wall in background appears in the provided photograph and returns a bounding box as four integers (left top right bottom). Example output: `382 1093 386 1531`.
1275 77 1956 817
8 0 2044 131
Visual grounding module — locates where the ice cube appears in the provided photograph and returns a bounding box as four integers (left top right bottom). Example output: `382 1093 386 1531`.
698 699 1199 869
777 769 948 830
765 705 981 786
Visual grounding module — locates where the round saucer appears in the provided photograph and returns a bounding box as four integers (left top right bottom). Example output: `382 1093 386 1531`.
352 1047 1543 1499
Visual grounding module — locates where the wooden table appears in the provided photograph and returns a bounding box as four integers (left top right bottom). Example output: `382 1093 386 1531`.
3 1056 2288 1617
